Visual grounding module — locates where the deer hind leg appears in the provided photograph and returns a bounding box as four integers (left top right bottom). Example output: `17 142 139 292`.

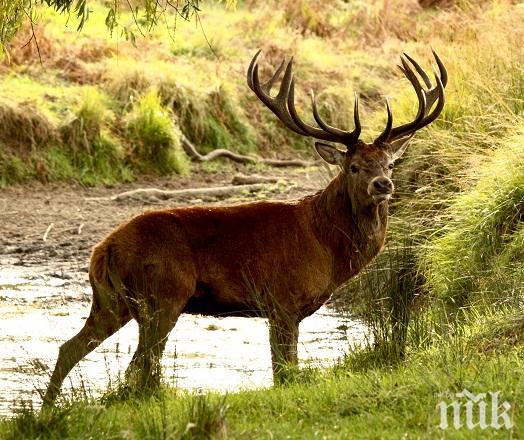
43 284 131 406
125 269 195 391
268 316 300 385
124 303 180 391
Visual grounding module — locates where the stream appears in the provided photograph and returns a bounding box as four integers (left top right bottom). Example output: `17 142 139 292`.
0 259 367 416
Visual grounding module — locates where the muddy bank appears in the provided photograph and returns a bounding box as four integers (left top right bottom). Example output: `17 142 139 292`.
0 166 326 265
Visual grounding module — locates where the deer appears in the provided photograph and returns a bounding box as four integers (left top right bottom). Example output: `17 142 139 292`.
43 50 447 405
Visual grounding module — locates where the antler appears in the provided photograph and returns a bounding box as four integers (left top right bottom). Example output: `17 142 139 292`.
247 50 361 150
375 50 448 144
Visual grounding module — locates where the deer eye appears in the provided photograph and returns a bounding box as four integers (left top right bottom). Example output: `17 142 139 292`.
388 163 394 170
350 164 359 174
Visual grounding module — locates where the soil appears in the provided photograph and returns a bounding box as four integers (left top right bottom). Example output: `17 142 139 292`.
0 164 325 270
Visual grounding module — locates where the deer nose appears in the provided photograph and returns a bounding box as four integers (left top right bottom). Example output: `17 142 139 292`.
372 177 393 193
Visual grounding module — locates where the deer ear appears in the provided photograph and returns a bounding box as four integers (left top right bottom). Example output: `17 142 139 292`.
390 134 414 161
315 142 346 166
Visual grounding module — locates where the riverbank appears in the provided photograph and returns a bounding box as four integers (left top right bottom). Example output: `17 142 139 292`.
1 324 522 438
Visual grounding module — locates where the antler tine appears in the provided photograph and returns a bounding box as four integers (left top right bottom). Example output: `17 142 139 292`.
383 52 447 143
247 50 362 148
382 56 427 141
276 56 295 101
263 59 286 94
288 79 364 147
353 93 362 141
287 80 343 143
432 50 448 87
403 53 432 88
425 50 448 110
311 91 344 136
248 53 308 136
400 55 428 120
412 70 445 129
310 91 362 146
375 98 393 143
247 49 262 90
403 51 446 111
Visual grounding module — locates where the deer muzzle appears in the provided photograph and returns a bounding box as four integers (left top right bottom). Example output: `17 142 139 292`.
369 176 394 203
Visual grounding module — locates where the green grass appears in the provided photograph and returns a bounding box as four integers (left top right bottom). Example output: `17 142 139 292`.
1 1 524 438
427 134 524 308
1 320 522 439
125 89 189 175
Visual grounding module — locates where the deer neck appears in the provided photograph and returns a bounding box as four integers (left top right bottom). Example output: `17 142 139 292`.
310 173 388 285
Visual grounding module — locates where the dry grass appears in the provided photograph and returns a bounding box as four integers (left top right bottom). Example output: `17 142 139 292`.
0 101 55 150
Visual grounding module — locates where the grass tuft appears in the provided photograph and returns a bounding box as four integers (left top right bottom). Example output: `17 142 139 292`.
60 87 130 185
125 89 189 175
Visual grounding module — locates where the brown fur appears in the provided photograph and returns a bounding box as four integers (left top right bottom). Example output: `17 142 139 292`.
43 150 395 405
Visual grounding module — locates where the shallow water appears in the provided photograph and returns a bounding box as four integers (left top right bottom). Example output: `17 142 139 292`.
0 261 367 416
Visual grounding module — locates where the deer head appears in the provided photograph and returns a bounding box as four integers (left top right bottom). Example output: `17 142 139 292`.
247 50 447 211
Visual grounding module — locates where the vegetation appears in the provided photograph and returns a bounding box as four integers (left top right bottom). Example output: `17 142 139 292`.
1 0 523 438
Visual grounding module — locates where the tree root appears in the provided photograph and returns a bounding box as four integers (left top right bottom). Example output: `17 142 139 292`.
111 183 271 202
180 135 315 167
231 174 281 185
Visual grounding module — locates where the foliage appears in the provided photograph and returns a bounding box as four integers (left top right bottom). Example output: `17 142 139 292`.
0 0 26 55
0 0 237 50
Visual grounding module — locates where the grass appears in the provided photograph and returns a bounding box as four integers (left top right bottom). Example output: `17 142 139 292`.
125 89 189 175
426 132 524 308
1 0 524 438
1 324 522 438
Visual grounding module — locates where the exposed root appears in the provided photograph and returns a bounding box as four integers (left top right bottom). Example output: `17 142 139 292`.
180 134 316 168
231 174 281 185
109 184 277 202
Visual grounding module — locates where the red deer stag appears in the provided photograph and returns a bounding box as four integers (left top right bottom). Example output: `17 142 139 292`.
44 50 447 404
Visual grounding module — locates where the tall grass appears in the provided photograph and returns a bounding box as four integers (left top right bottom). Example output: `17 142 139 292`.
427 133 524 308
125 89 189 175
60 87 132 185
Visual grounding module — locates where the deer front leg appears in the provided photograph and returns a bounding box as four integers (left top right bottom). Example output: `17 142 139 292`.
268 316 299 385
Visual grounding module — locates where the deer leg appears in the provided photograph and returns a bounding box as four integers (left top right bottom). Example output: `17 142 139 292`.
43 298 131 406
126 301 184 391
268 317 299 385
